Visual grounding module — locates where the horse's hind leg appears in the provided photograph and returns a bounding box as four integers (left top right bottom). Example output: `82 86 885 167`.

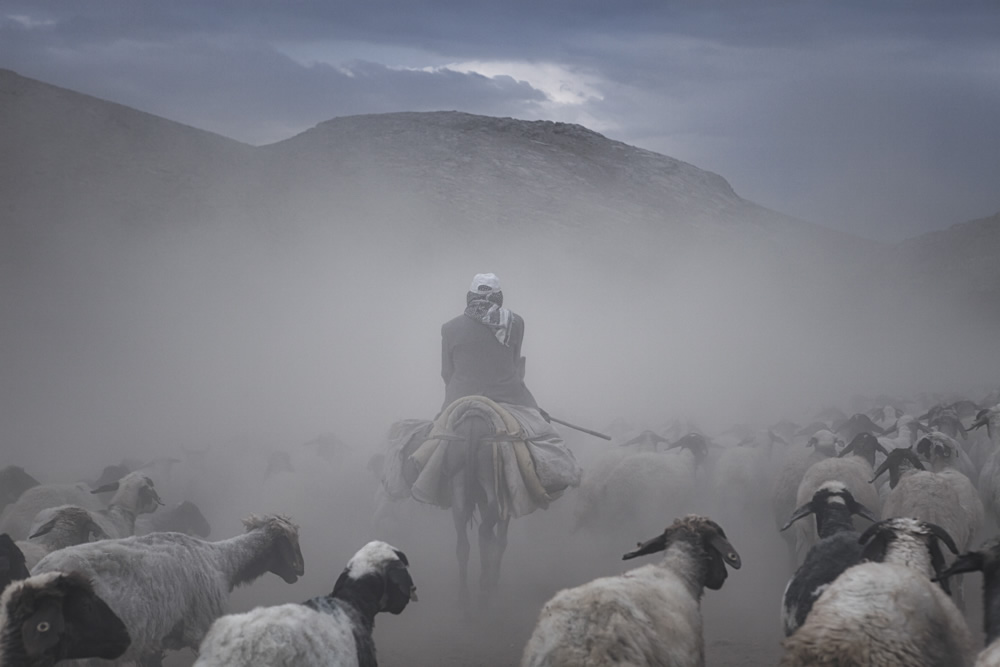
447 443 472 609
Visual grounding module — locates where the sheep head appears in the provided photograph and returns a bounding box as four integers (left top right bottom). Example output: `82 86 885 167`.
622 515 741 590
0 571 131 665
859 518 958 593
242 514 304 584
781 481 877 533
91 472 163 515
333 540 418 614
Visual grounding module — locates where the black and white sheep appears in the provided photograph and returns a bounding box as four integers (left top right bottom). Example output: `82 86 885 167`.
0 571 131 666
779 517 973 667
31 513 304 664
520 515 741 667
194 540 417 667
790 432 885 564
779 481 877 636
770 429 841 568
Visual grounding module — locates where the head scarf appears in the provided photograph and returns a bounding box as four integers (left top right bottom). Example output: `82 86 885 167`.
464 273 513 346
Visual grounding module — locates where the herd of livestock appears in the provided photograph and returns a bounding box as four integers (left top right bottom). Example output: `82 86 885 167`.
2 387 1000 666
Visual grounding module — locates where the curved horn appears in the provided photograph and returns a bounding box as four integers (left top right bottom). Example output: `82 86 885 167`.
858 520 884 546
970 411 990 431
622 532 668 561
925 522 959 555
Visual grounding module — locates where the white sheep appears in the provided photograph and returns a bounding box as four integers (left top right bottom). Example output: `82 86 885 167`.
779 517 974 667
790 432 884 564
17 506 109 570
520 515 741 667
0 571 132 666
573 434 708 536
83 471 165 539
30 513 304 665
0 483 103 541
194 540 417 667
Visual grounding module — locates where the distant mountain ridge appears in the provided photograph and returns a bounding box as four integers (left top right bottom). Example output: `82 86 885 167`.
1 67 998 462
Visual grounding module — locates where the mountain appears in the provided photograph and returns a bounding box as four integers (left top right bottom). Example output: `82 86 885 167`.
1 68 997 463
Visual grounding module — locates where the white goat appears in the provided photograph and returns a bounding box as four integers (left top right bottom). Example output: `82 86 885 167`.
195 541 417 667
31 513 304 665
779 517 973 667
0 571 132 666
521 515 741 667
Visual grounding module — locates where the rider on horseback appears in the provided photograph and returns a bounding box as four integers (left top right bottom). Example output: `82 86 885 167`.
440 273 544 415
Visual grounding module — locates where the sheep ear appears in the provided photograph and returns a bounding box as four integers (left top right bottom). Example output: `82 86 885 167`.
331 569 351 598
859 523 890 563
91 481 120 494
847 499 878 524
29 518 59 540
935 552 985 582
703 549 730 591
622 532 667 560
708 532 741 569
915 437 933 458
928 540 952 595
57 574 132 660
780 502 816 532
383 565 417 614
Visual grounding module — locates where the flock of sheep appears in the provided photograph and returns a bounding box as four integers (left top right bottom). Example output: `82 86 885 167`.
2 388 1000 666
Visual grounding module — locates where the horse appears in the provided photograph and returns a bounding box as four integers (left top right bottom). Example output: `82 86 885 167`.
442 412 508 609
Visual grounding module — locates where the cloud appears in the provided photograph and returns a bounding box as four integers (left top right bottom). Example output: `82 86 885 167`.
1 1 998 237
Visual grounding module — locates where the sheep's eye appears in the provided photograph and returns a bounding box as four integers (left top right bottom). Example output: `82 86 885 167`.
943 451 951 458
37 621 50 633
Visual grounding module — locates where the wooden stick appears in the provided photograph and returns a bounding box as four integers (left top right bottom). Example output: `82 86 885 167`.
547 415 612 441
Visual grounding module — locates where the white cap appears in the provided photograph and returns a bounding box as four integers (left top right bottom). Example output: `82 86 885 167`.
469 273 501 293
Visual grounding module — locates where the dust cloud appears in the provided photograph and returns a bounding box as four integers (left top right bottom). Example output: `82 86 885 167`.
3 124 999 666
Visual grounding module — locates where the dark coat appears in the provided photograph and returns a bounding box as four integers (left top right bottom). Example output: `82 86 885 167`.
441 312 538 410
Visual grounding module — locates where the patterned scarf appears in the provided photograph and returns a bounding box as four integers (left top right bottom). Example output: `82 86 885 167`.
464 292 513 346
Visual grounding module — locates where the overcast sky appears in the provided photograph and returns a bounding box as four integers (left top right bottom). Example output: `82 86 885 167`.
1 1 998 241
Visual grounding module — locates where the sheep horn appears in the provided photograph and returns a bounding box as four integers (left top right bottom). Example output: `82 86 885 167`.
780 502 815 532
622 532 668 560
925 522 959 555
